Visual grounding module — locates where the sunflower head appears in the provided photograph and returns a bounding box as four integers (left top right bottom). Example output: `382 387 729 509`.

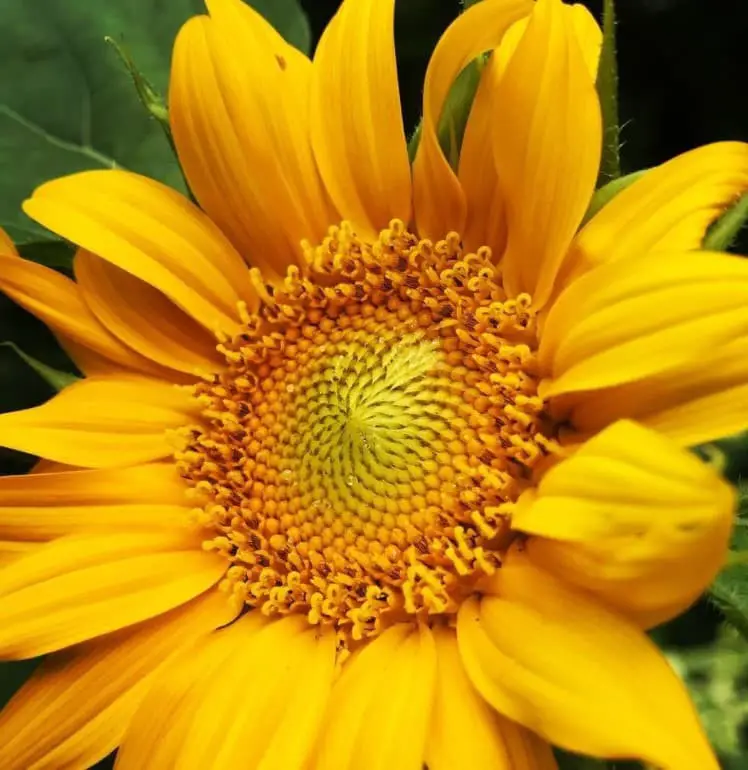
176 219 557 645
0 0 746 768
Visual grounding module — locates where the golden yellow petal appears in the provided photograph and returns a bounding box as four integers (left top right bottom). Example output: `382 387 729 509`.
0 463 186 506
567 3 602 79
413 0 532 240
0 503 191 543
313 623 436 770
75 250 223 376
514 420 734 627
427 626 513 770
539 250 748 398
0 590 235 770
458 55 508 258
501 720 559 770
458 552 719 769
559 336 748 448
459 2 599 261
114 614 270 770
23 170 257 335
0 227 18 254
0 375 197 468
560 141 748 286
171 3 335 281
310 0 410 239
494 0 601 308
0 530 226 658
0 541 35 567
0 462 191 543
0 254 169 379
120 614 334 770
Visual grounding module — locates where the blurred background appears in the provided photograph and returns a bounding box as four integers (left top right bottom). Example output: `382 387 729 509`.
1 1 747 767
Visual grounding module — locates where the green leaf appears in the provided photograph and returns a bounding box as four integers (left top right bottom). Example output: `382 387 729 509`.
596 0 621 184
667 629 748 768
555 750 638 769
408 54 487 168
582 169 648 225
555 751 608 769
16 240 75 270
437 55 487 170
709 485 748 641
407 119 423 164
0 342 78 391
703 193 748 252
0 0 310 244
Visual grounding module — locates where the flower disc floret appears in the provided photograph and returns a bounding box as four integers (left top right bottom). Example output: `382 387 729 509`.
177 220 560 646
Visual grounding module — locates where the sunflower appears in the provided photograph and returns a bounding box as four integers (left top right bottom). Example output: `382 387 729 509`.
0 0 746 767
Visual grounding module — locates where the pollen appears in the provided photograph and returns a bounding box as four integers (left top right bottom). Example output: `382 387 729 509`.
175 220 559 647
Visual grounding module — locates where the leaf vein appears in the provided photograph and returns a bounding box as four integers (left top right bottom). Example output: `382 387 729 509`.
0 104 119 170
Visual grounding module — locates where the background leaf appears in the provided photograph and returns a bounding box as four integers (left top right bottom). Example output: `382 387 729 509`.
709 484 748 642
16 240 75 270
667 629 748 770
0 342 78 391
0 0 310 245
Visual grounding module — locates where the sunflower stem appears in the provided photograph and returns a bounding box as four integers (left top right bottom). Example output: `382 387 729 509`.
105 36 195 202
596 0 621 184
105 36 172 146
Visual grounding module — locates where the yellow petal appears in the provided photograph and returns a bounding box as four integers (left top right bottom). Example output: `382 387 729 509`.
560 336 748 447
57 338 133 377
427 626 510 770
501 720 559 770
0 502 190 543
74 250 224 376
413 0 532 240
0 375 197 467
539 249 748 398
118 614 335 770
183 616 334 770
114 614 269 770
0 541 35 566
310 0 410 238
0 530 226 658
0 590 235 770
514 420 734 626
427 626 556 770
0 463 186 506
458 551 719 769
0 462 190 543
561 142 748 285
23 170 257 335
494 0 601 309
171 3 335 282
459 3 599 259
0 254 169 378
458 56 508 258
313 623 436 770
568 4 603 79
0 226 16 254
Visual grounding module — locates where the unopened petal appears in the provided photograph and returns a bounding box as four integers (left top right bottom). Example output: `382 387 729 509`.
458 552 719 769
513 420 734 626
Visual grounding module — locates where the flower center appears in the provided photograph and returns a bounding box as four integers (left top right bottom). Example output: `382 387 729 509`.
176 221 558 647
